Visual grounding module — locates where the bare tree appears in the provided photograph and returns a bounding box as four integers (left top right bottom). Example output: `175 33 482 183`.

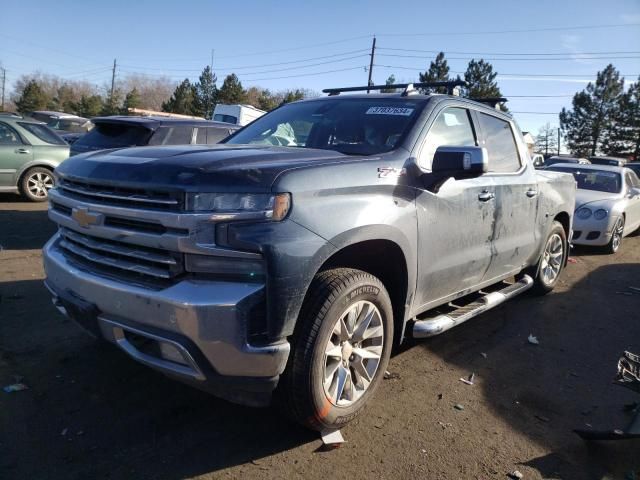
535 123 558 155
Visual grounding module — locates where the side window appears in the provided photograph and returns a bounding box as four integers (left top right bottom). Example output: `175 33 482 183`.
195 127 207 144
160 126 194 145
206 127 228 144
477 113 521 173
419 108 476 168
626 172 639 189
0 123 23 145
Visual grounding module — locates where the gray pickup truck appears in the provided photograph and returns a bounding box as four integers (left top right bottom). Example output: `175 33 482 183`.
43 82 575 432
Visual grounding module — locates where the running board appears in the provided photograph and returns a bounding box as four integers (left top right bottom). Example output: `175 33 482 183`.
412 275 534 338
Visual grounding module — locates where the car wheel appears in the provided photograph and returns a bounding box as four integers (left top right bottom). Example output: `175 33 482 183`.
278 268 393 431
20 167 55 202
528 221 567 295
606 217 625 254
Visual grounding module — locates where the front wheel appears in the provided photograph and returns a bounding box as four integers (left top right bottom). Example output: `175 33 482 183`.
277 268 393 431
528 221 567 295
605 217 625 254
20 167 55 202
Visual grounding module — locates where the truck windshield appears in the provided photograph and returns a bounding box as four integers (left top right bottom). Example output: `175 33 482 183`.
548 167 622 193
224 98 426 155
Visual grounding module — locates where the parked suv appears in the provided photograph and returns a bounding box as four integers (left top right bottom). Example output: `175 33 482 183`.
70 116 239 156
0 114 69 201
43 83 575 431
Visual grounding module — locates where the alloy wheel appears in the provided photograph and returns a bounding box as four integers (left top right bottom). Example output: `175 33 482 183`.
323 300 384 407
540 233 564 285
27 172 54 199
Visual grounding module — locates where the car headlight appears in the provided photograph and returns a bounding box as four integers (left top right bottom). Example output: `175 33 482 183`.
576 207 592 220
593 209 608 220
187 192 291 221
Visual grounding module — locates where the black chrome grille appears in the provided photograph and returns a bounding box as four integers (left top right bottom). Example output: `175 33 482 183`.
57 178 183 211
58 228 184 281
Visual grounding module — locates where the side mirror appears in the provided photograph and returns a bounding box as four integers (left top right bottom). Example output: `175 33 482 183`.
421 146 488 193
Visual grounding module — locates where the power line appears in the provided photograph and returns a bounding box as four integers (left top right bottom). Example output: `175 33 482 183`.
376 22 640 37
121 53 369 76
241 66 366 82
378 47 640 56
373 64 640 77
511 111 560 115
120 49 370 72
376 53 640 61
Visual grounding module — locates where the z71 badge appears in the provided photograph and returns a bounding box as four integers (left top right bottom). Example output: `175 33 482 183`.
378 167 406 178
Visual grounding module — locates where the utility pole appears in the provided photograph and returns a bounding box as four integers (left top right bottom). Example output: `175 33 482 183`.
367 36 376 93
1 68 5 111
110 59 117 107
210 49 215 70
557 127 561 155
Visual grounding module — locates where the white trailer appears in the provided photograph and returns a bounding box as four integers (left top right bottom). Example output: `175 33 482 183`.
212 104 266 126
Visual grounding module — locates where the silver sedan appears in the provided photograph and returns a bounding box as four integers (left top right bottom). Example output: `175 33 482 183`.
547 163 640 253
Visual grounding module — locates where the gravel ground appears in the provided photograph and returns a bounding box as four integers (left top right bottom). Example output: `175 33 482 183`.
1 194 639 480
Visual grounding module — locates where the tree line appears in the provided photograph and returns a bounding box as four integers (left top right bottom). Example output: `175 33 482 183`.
7 67 316 118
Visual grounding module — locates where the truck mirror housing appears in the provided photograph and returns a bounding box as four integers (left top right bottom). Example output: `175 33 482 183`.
431 146 488 179
422 146 488 193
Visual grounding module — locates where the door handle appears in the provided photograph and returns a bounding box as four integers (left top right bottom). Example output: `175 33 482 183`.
526 189 538 198
478 191 495 202
15 148 30 154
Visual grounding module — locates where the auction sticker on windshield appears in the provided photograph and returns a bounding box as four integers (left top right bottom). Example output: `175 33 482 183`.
366 107 414 116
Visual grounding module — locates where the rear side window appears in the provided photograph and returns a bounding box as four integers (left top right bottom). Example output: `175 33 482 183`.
150 126 194 145
626 171 640 188
205 127 230 144
18 122 66 145
477 113 521 173
0 122 22 145
419 107 476 168
75 122 152 148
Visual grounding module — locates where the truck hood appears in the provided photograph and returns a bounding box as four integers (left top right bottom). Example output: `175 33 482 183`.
575 189 622 209
56 144 371 192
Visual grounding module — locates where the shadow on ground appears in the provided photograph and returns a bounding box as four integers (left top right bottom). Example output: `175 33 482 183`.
413 261 640 479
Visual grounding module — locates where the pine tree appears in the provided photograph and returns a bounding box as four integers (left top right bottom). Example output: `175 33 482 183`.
419 52 451 93
75 95 104 117
381 75 397 93
217 74 246 105
162 79 197 115
534 123 559 156
15 80 48 112
193 66 217 119
281 89 304 104
122 88 141 114
463 59 502 98
560 64 625 157
605 76 640 160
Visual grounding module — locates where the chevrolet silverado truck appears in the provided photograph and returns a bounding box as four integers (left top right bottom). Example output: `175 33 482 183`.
43 82 575 431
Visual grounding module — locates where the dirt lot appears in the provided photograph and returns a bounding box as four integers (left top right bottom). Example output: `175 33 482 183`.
1 194 639 480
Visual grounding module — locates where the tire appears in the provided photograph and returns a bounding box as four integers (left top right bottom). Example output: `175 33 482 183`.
605 216 625 254
20 167 55 202
277 268 394 431
527 221 568 295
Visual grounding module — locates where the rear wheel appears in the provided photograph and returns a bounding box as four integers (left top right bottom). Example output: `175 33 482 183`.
605 217 625 254
528 221 567 295
278 268 393 431
20 167 54 202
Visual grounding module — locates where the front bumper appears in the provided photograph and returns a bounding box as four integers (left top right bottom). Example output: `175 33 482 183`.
571 215 619 246
43 233 290 407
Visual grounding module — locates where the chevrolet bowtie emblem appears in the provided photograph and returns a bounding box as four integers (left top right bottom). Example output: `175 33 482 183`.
71 207 102 228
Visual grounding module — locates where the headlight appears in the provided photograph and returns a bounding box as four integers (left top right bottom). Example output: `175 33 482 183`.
576 207 592 220
593 209 608 220
187 192 291 221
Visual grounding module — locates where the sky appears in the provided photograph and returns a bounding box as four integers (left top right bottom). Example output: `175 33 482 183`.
1 0 640 135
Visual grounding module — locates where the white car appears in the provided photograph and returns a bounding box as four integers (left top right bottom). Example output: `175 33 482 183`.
547 163 640 253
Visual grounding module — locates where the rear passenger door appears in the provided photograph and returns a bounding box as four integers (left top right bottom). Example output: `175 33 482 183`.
413 106 496 308
474 111 539 283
